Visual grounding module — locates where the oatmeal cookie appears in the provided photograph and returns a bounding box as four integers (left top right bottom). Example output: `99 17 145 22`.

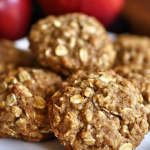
0 67 62 141
0 39 38 74
114 65 150 129
29 13 116 76
114 34 150 67
48 68 148 150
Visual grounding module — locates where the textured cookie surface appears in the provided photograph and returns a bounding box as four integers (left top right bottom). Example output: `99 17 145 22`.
29 13 116 76
114 65 150 129
48 68 148 150
0 67 62 141
114 34 150 66
0 39 37 74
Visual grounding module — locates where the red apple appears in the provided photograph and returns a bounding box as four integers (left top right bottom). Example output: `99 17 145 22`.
37 0 125 28
0 0 32 40
37 0 79 15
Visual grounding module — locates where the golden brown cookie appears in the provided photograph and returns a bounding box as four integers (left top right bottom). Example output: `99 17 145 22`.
29 13 116 76
114 34 150 67
114 65 150 129
0 67 63 141
48 68 148 150
0 39 38 74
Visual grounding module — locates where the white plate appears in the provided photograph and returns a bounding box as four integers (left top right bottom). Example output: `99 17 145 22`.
1 35 150 150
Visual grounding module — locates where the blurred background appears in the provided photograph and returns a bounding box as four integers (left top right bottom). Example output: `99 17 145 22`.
0 0 150 40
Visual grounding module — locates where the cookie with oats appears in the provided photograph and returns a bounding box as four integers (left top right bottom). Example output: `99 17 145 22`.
114 65 150 129
48 68 148 150
29 13 116 76
114 34 150 67
0 39 38 74
0 67 62 141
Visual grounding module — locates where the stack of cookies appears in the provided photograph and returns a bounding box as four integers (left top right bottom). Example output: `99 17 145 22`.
0 13 149 150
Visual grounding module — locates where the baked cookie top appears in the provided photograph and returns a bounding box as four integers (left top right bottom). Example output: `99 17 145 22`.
29 13 116 76
0 39 37 74
48 68 148 150
114 65 150 128
114 34 150 67
0 67 62 141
